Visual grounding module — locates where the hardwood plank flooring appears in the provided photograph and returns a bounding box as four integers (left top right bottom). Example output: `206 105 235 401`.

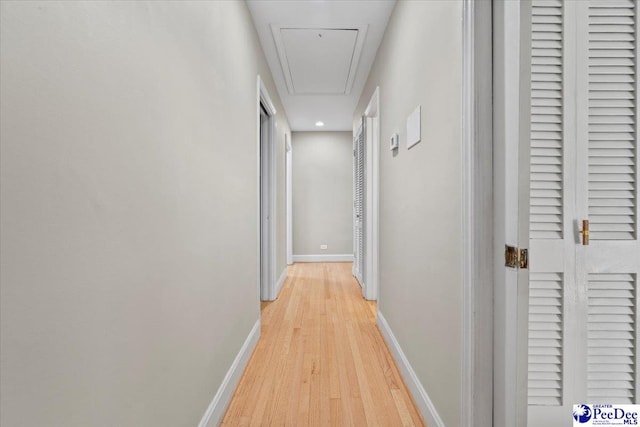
221 262 425 427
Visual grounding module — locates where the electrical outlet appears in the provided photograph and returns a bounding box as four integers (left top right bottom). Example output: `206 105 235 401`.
320 244 328 250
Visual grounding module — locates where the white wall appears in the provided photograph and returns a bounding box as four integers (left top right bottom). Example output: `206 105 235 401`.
292 131 353 257
353 1 463 425
0 2 289 426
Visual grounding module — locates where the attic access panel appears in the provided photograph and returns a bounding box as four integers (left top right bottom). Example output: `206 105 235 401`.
272 26 367 95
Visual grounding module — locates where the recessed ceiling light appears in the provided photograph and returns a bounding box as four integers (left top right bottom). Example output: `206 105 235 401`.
315 121 324 127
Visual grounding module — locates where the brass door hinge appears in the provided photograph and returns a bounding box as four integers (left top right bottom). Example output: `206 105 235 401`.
505 245 528 269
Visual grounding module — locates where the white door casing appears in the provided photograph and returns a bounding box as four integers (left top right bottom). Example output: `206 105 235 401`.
493 1 528 425
260 109 270 300
363 88 380 301
258 76 277 301
286 133 293 266
462 0 494 424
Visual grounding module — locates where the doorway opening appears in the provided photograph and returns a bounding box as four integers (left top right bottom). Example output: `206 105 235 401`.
258 76 277 301
352 87 380 302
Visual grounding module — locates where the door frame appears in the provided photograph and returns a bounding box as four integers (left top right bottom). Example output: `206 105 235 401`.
492 1 530 426
460 0 494 427
286 133 293 266
362 87 380 301
257 76 278 301
461 0 494 426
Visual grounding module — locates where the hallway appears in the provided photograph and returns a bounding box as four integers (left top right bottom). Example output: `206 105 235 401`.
222 263 424 426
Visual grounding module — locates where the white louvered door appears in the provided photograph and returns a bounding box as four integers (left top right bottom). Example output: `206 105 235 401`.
527 0 640 425
353 119 366 287
575 0 640 408
527 2 578 423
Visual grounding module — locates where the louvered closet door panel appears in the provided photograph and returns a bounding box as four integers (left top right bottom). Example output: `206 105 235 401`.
353 121 365 285
528 4 573 424
529 273 564 406
588 0 637 240
587 273 637 404
577 0 640 410
531 0 565 240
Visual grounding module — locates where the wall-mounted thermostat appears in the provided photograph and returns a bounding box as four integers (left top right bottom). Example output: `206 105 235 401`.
390 133 399 150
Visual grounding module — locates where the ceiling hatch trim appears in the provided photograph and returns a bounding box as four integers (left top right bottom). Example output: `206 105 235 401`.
270 24 368 95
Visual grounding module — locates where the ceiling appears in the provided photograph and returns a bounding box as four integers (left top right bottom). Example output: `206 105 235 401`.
247 1 396 131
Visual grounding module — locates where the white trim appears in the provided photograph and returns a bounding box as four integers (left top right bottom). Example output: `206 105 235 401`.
363 87 380 301
256 77 262 304
268 120 276 299
292 254 354 263
364 86 379 117
270 24 368 95
286 134 293 265
461 1 493 426
274 268 287 300
515 2 532 424
259 78 276 116
258 76 278 301
461 1 475 423
197 319 261 427
377 312 445 427
493 2 526 426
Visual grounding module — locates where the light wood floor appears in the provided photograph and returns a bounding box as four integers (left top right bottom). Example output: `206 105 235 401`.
221 262 425 426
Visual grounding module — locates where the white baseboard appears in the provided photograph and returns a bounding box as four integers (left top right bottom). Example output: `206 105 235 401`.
377 312 445 427
292 254 354 263
274 268 287 299
198 319 260 427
